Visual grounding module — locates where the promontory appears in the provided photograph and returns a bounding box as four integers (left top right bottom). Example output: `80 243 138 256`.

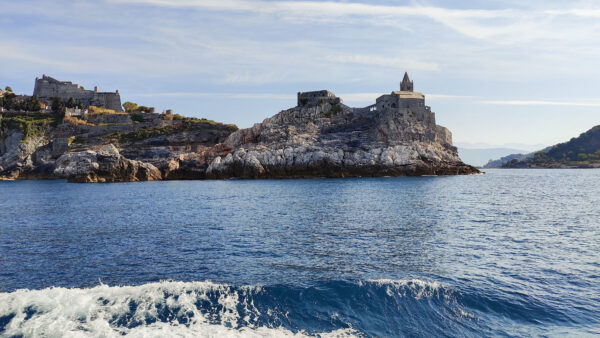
0 73 478 182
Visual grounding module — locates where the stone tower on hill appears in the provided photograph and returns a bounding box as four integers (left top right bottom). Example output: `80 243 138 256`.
33 75 123 112
400 72 414 92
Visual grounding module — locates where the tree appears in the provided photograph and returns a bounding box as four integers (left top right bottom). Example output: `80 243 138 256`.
4 86 12 92
123 101 138 112
51 97 65 119
26 95 41 112
77 102 84 109
66 97 76 108
138 105 151 113
1 92 17 110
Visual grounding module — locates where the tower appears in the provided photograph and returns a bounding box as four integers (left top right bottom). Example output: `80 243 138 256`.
400 72 413 92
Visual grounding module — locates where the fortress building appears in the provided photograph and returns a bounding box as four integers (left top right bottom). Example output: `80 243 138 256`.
33 75 123 112
374 72 436 126
295 72 450 145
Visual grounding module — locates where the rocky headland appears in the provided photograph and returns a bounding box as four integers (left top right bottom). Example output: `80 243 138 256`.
0 74 478 182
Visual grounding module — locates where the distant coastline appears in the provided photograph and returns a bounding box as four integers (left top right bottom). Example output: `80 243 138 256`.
481 125 600 169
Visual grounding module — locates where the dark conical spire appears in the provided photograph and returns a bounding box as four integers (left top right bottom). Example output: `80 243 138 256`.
400 72 414 92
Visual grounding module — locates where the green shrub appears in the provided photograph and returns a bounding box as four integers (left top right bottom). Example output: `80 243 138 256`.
66 97 76 108
0 114 58 141
130 113 144 123
321 103 342 118
123 101 138 112
51 97 65 119
103 118 239 143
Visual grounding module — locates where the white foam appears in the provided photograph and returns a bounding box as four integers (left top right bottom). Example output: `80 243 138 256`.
0 281 359 337
366 279 445 299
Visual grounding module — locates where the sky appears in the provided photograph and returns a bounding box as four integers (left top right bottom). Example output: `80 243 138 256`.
1 0 600 148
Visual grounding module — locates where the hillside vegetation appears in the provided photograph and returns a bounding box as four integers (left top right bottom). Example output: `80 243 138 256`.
503 125 600 168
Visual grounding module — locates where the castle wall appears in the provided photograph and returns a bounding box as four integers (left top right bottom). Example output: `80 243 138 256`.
34 78 91 101
298 90 342 106
33 75 123 112
92 93 123 112
375 92 436 127
87 113 132 125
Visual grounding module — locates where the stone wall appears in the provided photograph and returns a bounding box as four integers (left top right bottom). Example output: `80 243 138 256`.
375 92 436 126
92 92 122 112
86 113 132 125
297 90 343 106
33 75 123 112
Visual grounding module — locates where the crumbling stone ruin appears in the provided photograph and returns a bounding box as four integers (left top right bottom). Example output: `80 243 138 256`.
33 75 123 112
297 90 343 107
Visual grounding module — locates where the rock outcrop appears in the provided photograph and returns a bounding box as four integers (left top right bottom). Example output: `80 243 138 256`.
1 75 478 182
54 144 161 183
0 129 53 180
205 98 477 178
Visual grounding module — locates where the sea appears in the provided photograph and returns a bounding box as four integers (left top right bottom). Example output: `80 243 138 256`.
0 169 599 337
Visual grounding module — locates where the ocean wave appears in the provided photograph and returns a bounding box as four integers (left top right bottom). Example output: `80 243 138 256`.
0 279 588 337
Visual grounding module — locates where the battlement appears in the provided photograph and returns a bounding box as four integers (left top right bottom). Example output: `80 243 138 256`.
33 75 123 112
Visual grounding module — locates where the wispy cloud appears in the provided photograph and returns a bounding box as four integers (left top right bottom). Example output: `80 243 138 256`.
481 100 600 107
134 92 295 100
325 55 439 71
107 0 600 43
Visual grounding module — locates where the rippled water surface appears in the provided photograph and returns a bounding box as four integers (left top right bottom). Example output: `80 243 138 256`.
1 169 599 336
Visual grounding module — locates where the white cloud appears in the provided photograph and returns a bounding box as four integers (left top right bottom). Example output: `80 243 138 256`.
325 55 439 71
134 92 295 100
107 0 600 43
481 100 600 107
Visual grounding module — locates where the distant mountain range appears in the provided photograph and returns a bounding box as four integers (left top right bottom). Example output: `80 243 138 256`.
481 125 600 168
483 148 554 168
458 148 529 167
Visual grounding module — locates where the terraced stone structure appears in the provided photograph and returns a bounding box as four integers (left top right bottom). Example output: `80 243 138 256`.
33 75 123 112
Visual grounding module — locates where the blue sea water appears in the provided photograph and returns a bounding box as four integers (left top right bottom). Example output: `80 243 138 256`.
0 169 599 337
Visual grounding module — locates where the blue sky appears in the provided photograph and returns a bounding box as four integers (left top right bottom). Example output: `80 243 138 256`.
2 0 600 148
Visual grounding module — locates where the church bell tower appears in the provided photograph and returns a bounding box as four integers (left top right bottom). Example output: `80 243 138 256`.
400 72 414 92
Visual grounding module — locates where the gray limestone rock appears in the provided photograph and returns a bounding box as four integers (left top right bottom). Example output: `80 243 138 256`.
206 91 478 178
54 144 162 182
0 129 51 179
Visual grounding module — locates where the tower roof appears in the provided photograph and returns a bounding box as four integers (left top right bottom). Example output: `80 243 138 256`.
402 72 411 83
400 72 414 92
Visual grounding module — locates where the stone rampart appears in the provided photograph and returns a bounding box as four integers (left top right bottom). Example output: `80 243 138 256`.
297 90 342 106
33 75 123 112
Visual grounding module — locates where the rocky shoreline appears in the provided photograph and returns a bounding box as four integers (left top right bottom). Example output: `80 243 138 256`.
1 79 479 182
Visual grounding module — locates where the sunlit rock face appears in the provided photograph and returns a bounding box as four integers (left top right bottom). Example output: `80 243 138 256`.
207 77 478 178
1 74 478 182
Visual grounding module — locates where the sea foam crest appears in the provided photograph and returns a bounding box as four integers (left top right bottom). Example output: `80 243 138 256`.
0 281 359 337
364 278 446 299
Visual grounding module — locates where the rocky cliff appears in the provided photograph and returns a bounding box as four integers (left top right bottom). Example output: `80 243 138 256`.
0 90 477 182
206 98 477 178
